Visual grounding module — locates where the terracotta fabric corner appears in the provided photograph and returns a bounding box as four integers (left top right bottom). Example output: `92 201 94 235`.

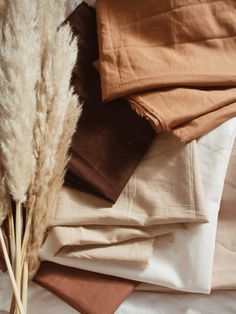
34 261 138 314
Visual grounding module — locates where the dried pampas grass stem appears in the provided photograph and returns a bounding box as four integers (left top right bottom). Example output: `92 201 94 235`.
22 262 28 312
0 228 25 314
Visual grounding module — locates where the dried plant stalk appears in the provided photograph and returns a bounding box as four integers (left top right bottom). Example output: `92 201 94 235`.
22 261 28 312
0 228 25 314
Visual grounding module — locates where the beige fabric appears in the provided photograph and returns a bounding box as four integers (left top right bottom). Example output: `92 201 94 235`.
50 226 175 250
53 133 207 228
47 133 207 265
54 237 155 266
58 237 172 266
47 226 175 265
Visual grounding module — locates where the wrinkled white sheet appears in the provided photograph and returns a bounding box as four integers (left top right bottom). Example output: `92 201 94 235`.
1 271 236 314
117 291 236 314
0 272 77 314
40 118 236 293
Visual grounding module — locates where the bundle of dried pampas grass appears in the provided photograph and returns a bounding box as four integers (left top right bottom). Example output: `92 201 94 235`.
0 0 82 313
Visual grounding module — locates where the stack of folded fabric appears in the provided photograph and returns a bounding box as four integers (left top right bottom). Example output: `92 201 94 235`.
1 0 236 313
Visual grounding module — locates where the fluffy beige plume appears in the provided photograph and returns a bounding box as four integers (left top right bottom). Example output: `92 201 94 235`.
0 1 41 311
0 0 10 226
28 0 68 174
28 94 81 276
21 0 81 276
0 0 40 203
20 0 70 268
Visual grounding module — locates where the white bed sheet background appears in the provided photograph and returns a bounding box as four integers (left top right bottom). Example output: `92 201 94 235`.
117 290 236 314
1 271 236 314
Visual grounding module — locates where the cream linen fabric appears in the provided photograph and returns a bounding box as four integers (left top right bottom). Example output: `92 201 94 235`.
58 238 167 266
49 226 174 265
41 117 236 293
52 133 206 227
43 133 207 265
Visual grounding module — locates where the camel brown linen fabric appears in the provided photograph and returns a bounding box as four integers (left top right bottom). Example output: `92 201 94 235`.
34 262 138 314
64 2 155 203
129 89 236 143
96 0 236 142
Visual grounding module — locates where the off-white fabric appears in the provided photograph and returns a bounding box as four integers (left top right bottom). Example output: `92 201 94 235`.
117 290 236 314
41 117 236 293
212 140 236 290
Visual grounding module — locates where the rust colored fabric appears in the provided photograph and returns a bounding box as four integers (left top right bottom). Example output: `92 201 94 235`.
34 261 137 314
64 2 155 203
96 0 236 142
